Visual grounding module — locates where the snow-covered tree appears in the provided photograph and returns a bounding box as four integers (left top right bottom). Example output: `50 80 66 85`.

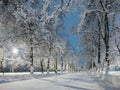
72 0 120 72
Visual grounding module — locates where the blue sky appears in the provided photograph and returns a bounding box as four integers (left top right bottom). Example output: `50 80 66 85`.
64 11 80 53
63 11 85 65
53 0 81 53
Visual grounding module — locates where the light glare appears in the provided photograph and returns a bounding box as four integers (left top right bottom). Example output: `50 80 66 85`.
12 48 18 54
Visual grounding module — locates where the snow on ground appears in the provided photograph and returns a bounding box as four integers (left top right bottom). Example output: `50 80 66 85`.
107 71 120 76
0 72 63 84
98 71 120 76
0 72 119 90
95 71 120 88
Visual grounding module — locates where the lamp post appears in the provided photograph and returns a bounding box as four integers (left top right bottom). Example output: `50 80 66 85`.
11 47 18 72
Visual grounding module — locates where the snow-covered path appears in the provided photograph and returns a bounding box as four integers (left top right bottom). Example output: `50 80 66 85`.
0 72 119 90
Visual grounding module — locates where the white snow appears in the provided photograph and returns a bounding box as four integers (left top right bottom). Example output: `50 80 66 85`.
0 72 119 90
95 71 120 88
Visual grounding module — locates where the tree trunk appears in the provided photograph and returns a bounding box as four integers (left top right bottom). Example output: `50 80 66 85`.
64 64 66 71
41 59 44 73
30 46 34 74
99 0 110 73
97 18 101 72
55 52 57 73
47 58 50 74
115 39 120 55
28 23 34 74
0 61 2 72
104 12 110 73
105 41 110 72
61 57 63 73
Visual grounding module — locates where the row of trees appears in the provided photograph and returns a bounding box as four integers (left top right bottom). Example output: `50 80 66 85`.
0 0 80 74
75 0 120 73
2 0 118 74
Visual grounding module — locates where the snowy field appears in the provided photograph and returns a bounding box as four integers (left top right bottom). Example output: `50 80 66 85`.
0 72 119 90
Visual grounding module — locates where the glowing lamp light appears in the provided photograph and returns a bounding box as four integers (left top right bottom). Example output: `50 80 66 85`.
12 48 18 55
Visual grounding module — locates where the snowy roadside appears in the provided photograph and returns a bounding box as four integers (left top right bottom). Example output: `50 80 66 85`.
0 72 119 90
0 72 66 84
92 71 120 88
97 71 120 76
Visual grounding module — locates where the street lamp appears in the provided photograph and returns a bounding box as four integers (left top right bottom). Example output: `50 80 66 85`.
11 48 18 72
12 48 18 55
